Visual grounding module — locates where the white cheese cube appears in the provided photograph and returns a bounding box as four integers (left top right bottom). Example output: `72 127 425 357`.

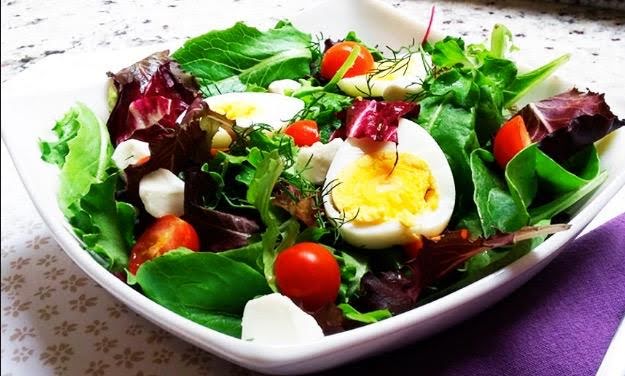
295 138 344 184
211 127 233 149
241 293 324 345
268 79 302 96
111 139 151 170
139 168 185 218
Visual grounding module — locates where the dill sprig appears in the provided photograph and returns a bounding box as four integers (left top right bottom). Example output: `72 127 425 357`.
354 41 423 97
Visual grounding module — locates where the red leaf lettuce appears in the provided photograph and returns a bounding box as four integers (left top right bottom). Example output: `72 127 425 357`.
333 99 420 143
517 88 624 162
107 50 198 146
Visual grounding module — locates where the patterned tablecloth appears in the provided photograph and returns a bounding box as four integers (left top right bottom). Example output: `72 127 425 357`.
2 0 625 375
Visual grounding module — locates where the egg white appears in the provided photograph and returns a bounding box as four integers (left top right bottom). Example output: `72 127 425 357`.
204 92 304 131
337 56 426 99
323 118 455 249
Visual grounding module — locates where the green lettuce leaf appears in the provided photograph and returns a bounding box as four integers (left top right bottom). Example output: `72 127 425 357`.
343 31 384 61
338 303 391 324
136 249 271 337
297 91 353 143
335 249 368 303
40 103 135 271
172 21 312 96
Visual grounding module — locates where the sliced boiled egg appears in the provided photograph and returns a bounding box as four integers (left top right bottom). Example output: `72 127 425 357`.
323 118 455 249
204 92 304 132
337 56 426 99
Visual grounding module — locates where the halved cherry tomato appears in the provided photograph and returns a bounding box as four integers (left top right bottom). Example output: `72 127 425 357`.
493 115 531 169
403 236 424 261
128 215 200 274
320 41 374 81
274 242 341 310
284 120 320 146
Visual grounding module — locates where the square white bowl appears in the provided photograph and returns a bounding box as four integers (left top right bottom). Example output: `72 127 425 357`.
1 0 624 374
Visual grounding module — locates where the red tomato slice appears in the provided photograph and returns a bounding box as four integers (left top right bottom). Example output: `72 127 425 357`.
403 236 424 261
493 115 531 168
284 120 320 147
274 242 341 310
128 215 200 274
320 41 375 81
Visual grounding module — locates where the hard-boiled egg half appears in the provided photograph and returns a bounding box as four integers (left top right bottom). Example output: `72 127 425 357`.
337 56 427 100
323 118 455 249
204 92 305 149
204 92 304 131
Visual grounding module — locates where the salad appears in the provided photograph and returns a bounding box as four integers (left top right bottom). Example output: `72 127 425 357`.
40 19 623 344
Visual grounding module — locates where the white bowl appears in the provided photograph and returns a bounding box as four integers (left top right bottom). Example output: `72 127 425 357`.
2 0 624 374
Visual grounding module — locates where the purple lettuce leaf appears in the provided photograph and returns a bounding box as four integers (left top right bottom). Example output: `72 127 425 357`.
107 50 198 145
517 88 624 162
183 167 261 251
120 98 211 215
353 224 569 314
354 269 423 315
333 99 420 143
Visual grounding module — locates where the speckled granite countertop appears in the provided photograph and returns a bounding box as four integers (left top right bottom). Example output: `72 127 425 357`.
2 0 624 91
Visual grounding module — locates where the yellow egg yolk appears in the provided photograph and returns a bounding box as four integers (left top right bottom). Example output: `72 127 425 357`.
211 101 257 120
331 150 438 227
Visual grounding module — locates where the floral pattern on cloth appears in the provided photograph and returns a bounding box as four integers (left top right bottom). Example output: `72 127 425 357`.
0 145 256 376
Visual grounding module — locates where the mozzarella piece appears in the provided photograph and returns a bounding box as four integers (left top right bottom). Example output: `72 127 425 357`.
111 139 150 170
241 293 324 345
139 169 185 218
295 138 344 184
268 79 302 96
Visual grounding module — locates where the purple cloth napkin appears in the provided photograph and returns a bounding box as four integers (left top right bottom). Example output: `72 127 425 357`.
324 214 625 376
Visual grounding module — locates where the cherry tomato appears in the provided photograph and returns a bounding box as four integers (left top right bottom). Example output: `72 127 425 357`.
320 41 374 81
284 120 320 146
274 242 341 310
128 215 200 274
403 236 424 261
493 115 531 169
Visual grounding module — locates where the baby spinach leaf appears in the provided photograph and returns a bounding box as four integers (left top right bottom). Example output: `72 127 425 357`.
503 54 570 107
172 21 312 96
136 249 271 338
419 97 479 215
530 171 607 224
470 149 528 237
505 144 602 225
505 145 537 212
218 241 264 274
535 145 600 193
40 104 135 272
